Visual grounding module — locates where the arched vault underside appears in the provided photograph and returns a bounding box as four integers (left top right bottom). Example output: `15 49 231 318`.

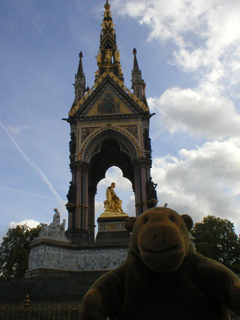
84 129 138 191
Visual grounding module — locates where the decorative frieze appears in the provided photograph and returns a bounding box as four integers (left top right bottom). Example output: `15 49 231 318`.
28 246 128 272
98 220 126 232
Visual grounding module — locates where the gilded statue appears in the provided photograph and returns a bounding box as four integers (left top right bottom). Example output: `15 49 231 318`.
96 51 102 64
105 182 124 214
115 50 121 63
105 50 112 64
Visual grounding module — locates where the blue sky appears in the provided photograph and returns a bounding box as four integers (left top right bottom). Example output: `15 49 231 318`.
1 0 240 240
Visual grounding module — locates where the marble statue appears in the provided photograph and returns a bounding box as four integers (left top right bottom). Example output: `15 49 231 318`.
37 208 68 242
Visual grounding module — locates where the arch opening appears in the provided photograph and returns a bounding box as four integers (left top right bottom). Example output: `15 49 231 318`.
90 137 134 190
94 166 135 237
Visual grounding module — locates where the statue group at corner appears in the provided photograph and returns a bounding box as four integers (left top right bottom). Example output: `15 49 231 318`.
38 208 67 242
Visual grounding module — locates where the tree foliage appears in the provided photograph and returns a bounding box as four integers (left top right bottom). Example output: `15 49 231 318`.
191 215 240 270
0 224 42 280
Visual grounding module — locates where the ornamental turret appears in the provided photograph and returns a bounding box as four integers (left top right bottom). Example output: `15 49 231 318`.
131 48 146 101
95 0 124 82
74 52 86 103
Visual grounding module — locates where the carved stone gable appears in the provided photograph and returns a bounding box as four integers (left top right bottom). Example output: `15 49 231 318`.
69 74 148 118
86 88 131 117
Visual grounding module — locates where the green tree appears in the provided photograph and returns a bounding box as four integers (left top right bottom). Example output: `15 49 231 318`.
0 224 42 280
191 215 240 270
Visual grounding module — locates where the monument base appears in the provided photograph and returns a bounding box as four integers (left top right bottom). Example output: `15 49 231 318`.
26 205 130 280
95 215 130 245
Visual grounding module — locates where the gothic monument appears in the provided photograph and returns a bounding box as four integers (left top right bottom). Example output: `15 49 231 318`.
26 0 157 277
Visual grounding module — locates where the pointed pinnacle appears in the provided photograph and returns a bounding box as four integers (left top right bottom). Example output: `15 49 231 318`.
105 0 110 8
77 52 84 77
133 48 140 71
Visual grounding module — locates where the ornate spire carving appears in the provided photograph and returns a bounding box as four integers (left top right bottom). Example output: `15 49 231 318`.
95 0 124 82
74 52 86 103
131 48 145 101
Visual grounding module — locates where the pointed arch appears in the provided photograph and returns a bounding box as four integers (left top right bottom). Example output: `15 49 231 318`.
82 128 139 163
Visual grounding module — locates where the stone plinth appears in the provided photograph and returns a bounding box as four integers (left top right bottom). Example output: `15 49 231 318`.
26 237 129 278
26 209 131 279
95 215 130 245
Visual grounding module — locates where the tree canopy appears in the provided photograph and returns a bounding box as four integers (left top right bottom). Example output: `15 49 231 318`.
0 224 42 280
191 215 240 271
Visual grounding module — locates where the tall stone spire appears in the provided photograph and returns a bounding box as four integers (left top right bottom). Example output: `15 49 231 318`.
74 52 86 103
131 48 145 100
95 0 124 82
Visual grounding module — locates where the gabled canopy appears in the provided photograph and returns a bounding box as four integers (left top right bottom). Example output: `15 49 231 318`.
69 73 149 118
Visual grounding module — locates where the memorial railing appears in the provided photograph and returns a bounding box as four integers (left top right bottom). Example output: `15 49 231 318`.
0 295 82 320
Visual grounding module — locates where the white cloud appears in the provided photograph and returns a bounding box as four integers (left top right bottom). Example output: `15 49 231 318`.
152 138 240 228
97 166 132 190
113 0 240 89
149 85 240 139
95 201 104 217
57 202 68 221
127 196 135 216
0 220 40 244
8 219 40 229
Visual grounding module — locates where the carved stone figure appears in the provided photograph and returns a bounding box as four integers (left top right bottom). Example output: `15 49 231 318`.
69 132 76 155
67 181 75 203
143 128 151 151
39 223 49 237
146 177 158 208
50 209 60 227
37 208 68 242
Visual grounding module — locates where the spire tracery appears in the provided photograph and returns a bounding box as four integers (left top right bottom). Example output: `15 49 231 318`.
95 0 124 83
131 48 146 102
74 51 86 103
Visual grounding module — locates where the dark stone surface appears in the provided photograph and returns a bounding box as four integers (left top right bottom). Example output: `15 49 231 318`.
95 230 130 245
0 271 107 303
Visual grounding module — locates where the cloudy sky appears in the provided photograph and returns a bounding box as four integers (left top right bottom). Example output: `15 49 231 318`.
1 0 240 240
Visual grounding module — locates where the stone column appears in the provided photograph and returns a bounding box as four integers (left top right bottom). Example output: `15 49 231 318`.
132 158 152 217
88 186 96 243
134 167 141 216
66 161 91 244
75 169 82 229
81 168 89 230
140 166 148 212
